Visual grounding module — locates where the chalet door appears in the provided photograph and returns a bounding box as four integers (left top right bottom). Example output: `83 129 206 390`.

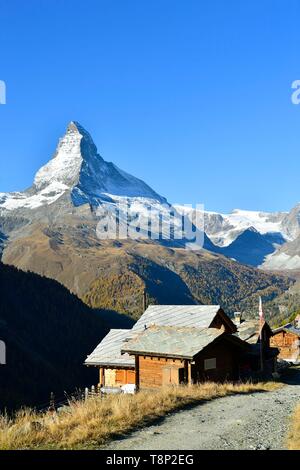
178 367 185 384
162 367 180 386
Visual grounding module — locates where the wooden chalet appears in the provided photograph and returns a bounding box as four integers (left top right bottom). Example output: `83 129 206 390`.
85 305 252 389
121 325 249 388
270 323 300 363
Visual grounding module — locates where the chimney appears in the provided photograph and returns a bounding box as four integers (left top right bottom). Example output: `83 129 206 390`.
294 314 300 330
234 312 242 325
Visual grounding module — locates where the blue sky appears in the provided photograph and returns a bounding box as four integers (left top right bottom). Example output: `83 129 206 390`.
0 0 300 213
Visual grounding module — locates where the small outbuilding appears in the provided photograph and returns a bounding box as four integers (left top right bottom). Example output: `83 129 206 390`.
270 323 300 363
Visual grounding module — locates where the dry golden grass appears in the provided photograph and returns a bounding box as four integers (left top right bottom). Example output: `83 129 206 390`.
288 403 300 450
0 381 280 450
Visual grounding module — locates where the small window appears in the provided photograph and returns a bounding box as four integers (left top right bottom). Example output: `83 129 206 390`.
204 358 216 370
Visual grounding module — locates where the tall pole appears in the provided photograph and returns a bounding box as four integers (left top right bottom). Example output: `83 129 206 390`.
143 289 147 312
260 321 264 372
259 296 264 373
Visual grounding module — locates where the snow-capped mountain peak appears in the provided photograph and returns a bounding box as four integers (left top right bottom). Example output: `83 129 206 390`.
0 122 166 212
204 208 288 247
33 121 102 191
34 121 166 206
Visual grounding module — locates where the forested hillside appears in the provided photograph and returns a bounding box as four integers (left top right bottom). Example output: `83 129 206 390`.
82 244 293 321
0 263 133 411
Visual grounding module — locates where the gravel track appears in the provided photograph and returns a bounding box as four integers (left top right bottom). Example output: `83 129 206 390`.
103 369 300 450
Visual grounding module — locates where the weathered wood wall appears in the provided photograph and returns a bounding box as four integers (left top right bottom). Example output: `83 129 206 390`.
115 369 136 385
100 368 135 387
139 356 184 388
103 368 116 387
270 331 300 362
137 338 242 388
194 340 238 382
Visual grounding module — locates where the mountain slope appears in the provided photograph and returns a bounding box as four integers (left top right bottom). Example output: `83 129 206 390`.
0 121 294 319
221 227 276 266
261 205 300 270
263 235 300 271
0 216 292 320
0 262 133 411
204 209 288 247
177 205 295 267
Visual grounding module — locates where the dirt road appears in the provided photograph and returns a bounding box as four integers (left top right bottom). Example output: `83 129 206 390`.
103 370 300 450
